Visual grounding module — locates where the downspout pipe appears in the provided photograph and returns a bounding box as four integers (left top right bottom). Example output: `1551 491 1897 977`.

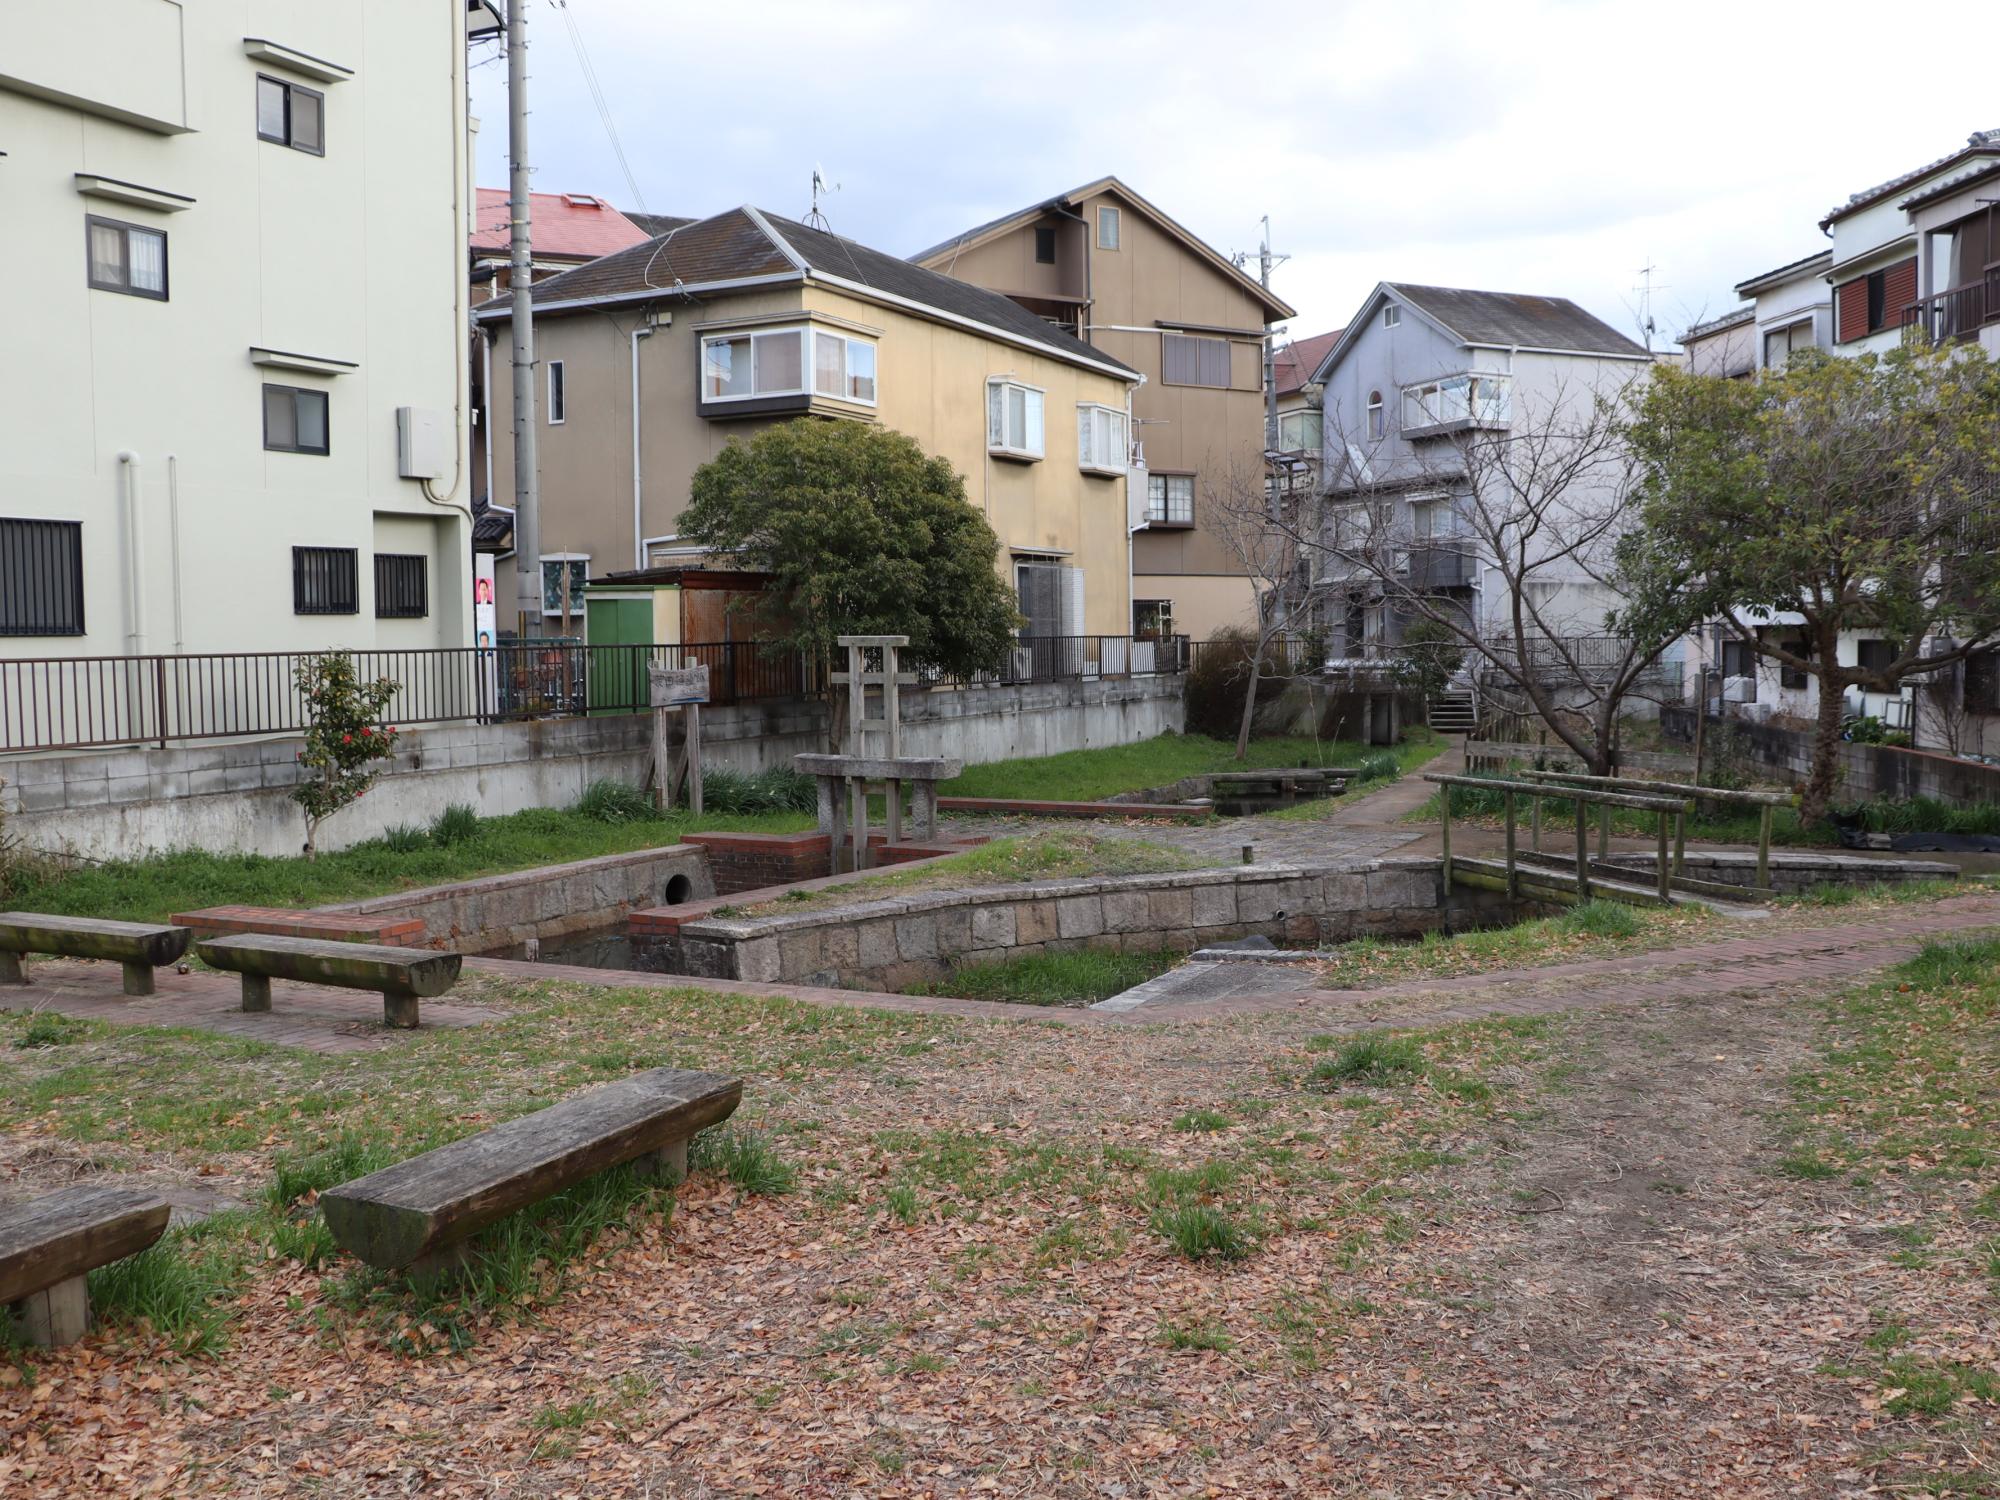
167 454 184 652
631 318 655 568
117 451 147 655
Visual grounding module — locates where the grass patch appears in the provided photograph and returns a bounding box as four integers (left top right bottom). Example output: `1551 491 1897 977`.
690 1126 797 1195
1173 1109 1232 1133
939 729 1443 803
906 948 1180 1007
1311 1033 1426 1086
1150 1203 1254 1262
740 832 1206 915
1157 1317 1234 1351
1315 900 1709 989
12 1011 91 1049
9 804 815 924
87 1219 247 1356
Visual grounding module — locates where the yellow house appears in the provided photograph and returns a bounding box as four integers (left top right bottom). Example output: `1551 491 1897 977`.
476 206 1141 640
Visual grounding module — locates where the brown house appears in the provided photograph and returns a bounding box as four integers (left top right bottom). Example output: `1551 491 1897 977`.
913 177 1296 640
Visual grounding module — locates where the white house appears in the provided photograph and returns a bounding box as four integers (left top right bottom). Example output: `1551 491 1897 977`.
1307 283 1656 660
0 2 478 676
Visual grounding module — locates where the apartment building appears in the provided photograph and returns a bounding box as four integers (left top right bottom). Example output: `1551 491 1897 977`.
911 178 1295 642
1309 283 1653 655
1678 128 2000 751
474 207 1140 638
0 2 477 664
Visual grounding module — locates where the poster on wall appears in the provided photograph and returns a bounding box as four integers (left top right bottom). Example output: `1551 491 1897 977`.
474 555 498 716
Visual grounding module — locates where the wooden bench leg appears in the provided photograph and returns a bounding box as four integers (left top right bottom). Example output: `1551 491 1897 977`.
0 951 24 985
10 1274 89 1348
241 973 272 1013
633 1137 688 1185
382 990 421 1030
121 961 155 997
405 1239 472 1285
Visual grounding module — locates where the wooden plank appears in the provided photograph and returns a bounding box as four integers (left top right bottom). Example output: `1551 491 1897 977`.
0 1186 171 1306
1422 774 1685 813
793 753 963 781
0 913 189 966
320 1068 743 1269
194 933 461 997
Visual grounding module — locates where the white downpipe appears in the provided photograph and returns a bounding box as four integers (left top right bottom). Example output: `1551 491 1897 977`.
631 322 655 568
117 451 146 655
419 31 472 518
166 454 184 651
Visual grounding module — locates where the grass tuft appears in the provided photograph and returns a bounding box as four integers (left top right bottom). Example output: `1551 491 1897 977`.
1172 1109 1232 1133
1157 1317 1234 1351
1150 1203 1253 1262
575 779 656 825
87 1222 244 1356
428 802 481 846
1311 1033 1426 1087
1558 900 1642 939
690 1126 796 1195
13 1011 90 1049
377 823 429 854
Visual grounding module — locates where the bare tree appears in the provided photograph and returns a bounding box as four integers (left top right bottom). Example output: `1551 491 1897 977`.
1296 374 1695 774
1201 451 1320 760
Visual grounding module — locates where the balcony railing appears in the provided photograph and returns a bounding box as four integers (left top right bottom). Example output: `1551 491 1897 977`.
0 636 1187 756
1901 267 2000 344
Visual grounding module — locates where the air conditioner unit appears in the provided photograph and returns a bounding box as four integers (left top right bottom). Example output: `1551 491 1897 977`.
1721 675 1755 703
396 406 448 481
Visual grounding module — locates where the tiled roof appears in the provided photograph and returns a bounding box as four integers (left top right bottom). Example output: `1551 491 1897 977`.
1390 284 1650 358
1273 329 1343 396
1821 129 2000 228
469 188 652 259
1900 159 2000 212
1678 305 1754 345
477 207 1135 377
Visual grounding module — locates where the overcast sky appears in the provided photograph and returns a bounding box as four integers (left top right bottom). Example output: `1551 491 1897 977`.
471 0 1996 349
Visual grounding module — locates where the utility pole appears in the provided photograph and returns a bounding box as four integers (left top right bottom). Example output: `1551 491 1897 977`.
1258 216 1281 451
508 0 540 637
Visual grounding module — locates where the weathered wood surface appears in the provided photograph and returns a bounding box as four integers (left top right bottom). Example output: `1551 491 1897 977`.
194 934 461 996
1423 773 1687 814
0 1185 170 1306
0 913 190 966
320 1068 742 1269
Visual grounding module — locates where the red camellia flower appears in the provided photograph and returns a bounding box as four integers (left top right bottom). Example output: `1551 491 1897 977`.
342 733 352 744
361 726 372 737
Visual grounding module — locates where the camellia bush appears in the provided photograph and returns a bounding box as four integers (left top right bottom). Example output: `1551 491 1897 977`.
292 653 401 858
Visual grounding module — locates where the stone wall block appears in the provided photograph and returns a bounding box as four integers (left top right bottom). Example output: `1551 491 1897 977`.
1190 884 1238 927
1056 895 1105 939
1102 890 1150 933
970 905 1016 948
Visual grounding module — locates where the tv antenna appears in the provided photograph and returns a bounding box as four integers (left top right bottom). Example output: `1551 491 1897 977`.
804 166 838 230
1632 258 1669 352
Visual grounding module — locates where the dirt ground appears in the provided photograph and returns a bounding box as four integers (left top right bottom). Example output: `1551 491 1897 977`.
5 910 1998 1498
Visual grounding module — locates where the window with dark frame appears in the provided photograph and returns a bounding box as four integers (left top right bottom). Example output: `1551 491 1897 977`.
1856 638 1898 675
256 74 324 154
547 359 566 423
0 518 85 637
85 215 168 300
1965 650 2000 715
263 384 330 454
1777 637 1810 690
1034 226 1056 264
1162 332 1230 387
1146 473 1195 525
374 553 428 619
292 546 358 615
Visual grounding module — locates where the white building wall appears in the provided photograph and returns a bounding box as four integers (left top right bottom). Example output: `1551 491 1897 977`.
0 1 474 662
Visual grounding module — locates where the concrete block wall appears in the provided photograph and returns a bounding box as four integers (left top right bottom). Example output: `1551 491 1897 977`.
1661 708 2000 806
0 674 1183 862
648 857 1505 992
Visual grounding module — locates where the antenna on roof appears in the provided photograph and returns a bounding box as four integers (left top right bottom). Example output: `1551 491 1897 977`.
804 166 838 231
1632 258 1668 353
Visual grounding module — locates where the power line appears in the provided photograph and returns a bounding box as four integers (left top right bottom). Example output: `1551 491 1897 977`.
551 0 646 214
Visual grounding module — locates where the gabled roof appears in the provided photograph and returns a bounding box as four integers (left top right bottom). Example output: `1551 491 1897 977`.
475 206 1137 381
624 211 697 238
1308 282 1652 384
1273 329 1344 397
1735 249 1832 299
909 175 1296 322
1900 158 2000 214
469 188 652 260
1821 129 2000 230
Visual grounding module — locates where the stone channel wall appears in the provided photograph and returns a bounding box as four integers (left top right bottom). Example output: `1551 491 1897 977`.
1660 708 2000 807
3 675 1182 861
1600 850 1957 893
645 858 1518 992
319 844 713 952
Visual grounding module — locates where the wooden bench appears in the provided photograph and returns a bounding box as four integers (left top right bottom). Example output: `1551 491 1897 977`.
1 1185 171 1346
193 933 462 1029
0 912 191 997
320 1067 742 1273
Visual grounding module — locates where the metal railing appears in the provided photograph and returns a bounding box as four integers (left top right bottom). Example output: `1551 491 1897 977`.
1902 269 2000 344
0 634 1187 755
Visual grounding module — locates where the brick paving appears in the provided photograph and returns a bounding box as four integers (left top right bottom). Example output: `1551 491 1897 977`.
0 959 500 1054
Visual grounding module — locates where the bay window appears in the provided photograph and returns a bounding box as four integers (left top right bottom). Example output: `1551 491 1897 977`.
702 327 806 400
1076 403 1128 475
988 379 1045 459
812 329 877 404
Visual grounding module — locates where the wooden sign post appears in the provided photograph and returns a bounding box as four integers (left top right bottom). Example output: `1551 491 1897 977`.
648 663 710 814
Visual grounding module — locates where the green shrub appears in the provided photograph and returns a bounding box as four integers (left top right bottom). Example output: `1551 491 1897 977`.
1835 795 2000 837
428 802 481 845
1310 1033 1426 1086
1183 627 1292 740
378 823 429 853
700 766 817 815
575 779 657 825
1355 751 1402 783
1150 1203 1253 1261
